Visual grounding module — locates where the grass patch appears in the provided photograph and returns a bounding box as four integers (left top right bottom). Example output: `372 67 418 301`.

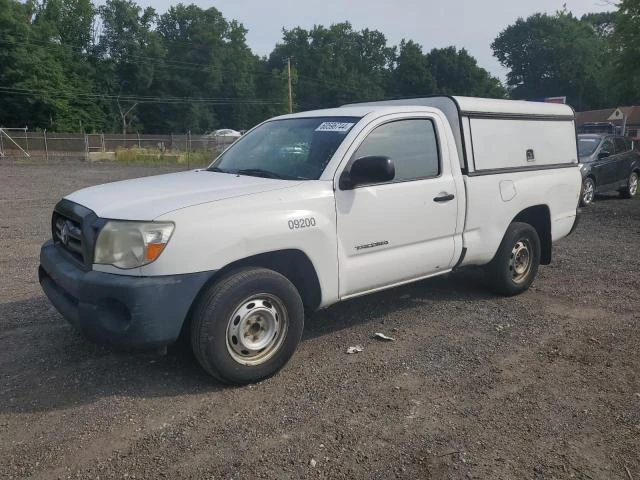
114 148 214 166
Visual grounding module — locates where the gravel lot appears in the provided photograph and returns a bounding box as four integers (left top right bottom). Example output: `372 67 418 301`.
1 159 638 479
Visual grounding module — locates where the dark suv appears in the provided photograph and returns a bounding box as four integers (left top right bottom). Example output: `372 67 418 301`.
578 134 639 206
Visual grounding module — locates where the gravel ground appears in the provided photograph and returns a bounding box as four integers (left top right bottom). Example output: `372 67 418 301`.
1 159 638 480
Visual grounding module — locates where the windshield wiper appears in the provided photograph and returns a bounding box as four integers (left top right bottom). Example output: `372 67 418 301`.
235 168 290 179
209 167 307 180
207 167 231 173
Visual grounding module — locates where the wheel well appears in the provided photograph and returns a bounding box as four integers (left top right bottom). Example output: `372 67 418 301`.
176 249 322 347
216 249 322 311
512 205 552 265
195 249 321 312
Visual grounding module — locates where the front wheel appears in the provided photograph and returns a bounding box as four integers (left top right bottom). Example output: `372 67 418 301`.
190 267 304 384
620 171 638 199
484 222 541 296
580 177 595 206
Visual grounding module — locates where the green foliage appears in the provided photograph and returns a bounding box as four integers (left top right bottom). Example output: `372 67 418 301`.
491 12 611 109
1 1 512 133
268 22 395 109
114 147 211 165
426 47 506 98
390 40 436 98
388 41 506 99
613 0 640 104
581 11 618 38
15 0 639 133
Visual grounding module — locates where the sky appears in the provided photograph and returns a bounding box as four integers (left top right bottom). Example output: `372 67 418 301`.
135 0 613 80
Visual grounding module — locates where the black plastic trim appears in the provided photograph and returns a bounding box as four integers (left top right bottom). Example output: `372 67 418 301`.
453 247 467 270
52 199 105 270
467 163 578 177
462 112 575 121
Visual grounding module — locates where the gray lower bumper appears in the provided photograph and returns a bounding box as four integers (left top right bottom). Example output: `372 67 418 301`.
39 240 214 348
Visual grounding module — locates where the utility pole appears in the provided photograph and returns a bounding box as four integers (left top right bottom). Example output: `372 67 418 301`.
287 57 293 114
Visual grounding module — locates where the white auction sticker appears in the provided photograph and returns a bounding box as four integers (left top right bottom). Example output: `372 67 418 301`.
315 122 355 133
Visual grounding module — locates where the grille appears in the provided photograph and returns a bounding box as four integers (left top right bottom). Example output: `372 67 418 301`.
53 213 85 263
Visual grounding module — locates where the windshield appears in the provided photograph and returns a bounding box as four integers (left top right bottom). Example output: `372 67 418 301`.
208 116 361 180
578 137 601 157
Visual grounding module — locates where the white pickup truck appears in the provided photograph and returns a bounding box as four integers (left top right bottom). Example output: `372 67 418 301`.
39 96 581 384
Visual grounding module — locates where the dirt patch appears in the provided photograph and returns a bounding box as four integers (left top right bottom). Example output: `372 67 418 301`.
1 160 638 479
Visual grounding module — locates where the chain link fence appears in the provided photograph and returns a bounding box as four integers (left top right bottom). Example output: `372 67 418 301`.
0 129 237 165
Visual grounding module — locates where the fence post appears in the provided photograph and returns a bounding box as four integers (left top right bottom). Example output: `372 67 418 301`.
24 127 29 156
84 134 89 161
170 133 174 151
101 133 105 152
137 131 141 148
187 130 191 169
44 129 48 161
0 129 4 157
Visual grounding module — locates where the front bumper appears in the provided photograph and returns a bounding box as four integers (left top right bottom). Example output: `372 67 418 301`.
39 240 213 348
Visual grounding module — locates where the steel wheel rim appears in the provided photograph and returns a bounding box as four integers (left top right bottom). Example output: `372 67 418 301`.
583 179 594 204
630 173 638 196
226 293 288 366
509 238 533 284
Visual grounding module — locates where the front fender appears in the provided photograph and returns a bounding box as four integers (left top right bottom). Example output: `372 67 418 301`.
145 182 340 307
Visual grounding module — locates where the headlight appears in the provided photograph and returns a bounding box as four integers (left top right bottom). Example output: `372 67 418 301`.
94 221 174 269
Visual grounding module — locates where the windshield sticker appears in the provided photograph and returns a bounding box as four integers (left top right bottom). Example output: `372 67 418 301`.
315 122 355 133
580 139 598 142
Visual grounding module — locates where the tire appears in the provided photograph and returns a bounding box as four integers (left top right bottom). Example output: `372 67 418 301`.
484 222 541 296
580 177 595 206
620 171 638 199
190 267 304 384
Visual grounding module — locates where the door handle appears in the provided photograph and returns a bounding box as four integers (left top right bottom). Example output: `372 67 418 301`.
433 193 455 202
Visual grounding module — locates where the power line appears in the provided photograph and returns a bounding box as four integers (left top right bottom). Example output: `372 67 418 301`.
0 87 284 105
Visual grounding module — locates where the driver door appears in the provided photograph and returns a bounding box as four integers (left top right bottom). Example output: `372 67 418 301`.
334 114 460 298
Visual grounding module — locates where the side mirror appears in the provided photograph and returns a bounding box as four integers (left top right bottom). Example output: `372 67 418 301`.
598 151 610 159
340 156 395 189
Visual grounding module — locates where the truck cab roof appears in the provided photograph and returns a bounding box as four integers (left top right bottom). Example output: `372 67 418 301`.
276 96 575 121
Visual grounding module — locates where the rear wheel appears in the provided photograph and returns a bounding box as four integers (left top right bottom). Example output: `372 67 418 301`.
580 177 595 206
484 222 541 296
620 171 638 199
190 267 304 384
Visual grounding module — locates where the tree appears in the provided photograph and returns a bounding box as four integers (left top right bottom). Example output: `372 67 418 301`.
581 11 617 39
492 11 608 110
427 47 506 98
94 0 162 133
0 0 105 131
32 0 106 131
145 4 260 133
390 40 436 98
613 0 640 104
269 23 395 110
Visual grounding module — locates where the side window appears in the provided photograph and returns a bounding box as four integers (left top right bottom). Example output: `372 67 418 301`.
601 138 614 155
614 137 627 153
353 119 439 182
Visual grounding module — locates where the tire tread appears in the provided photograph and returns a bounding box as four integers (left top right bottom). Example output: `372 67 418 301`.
190 267 303 384
484 222 541 296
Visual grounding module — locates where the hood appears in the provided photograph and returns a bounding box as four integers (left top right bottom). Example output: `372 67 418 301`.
65 170 300 220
